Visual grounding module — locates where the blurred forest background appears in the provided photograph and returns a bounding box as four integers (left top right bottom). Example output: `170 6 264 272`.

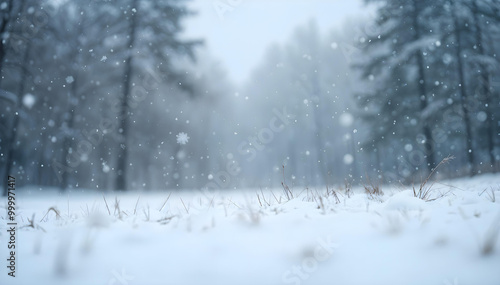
1 0 499 195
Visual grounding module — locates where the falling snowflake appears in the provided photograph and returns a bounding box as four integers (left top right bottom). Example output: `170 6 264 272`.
343 154 354 165
339 113 354 127
176 132 190 145
22 94 36 109
102 163 110 173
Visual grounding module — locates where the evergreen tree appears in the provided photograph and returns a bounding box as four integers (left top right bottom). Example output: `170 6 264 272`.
114 0 201 191
356 0 440 178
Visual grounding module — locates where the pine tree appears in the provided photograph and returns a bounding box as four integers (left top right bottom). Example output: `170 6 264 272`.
356 0 440 177
469 0 500 172
114 0 200 191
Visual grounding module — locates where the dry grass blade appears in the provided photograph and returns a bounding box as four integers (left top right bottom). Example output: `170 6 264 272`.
488 189 496 203
134 196 141 215
413 156 454 201
21 214 46 232
157 215 176 225
332 189 341 204
318 196 325 213
270 189 282 204
143 205 150 221
364 175 383 199
114 197 123 219
102 195 111 215
260 187 271 206
326 185 341 204
27 214 36 228
40 207 61 222
159 192 172 211
479 187 497 203
180 197 190 214
208 195 216 208
256 193 263 207
227 198 242 209
345 180 353 198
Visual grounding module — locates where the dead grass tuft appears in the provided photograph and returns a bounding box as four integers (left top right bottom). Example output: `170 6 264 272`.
281 165 294 201
364 176 383 200
479 187 497 203
413 156 454 201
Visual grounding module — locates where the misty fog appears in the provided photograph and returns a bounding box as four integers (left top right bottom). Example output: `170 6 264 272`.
1 0 499 193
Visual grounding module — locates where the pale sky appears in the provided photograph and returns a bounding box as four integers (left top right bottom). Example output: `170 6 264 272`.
184 0 368 85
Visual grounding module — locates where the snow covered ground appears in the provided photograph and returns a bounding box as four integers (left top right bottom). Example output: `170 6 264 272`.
1 174 500 285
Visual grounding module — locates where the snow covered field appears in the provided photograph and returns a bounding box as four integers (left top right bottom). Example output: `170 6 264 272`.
1 174 500 285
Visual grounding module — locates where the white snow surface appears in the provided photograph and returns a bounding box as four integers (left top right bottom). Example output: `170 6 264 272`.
1 174 500 285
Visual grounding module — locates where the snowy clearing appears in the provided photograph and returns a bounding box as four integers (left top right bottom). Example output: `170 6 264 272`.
1 174 500 285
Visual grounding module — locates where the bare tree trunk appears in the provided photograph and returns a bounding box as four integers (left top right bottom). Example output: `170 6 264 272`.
472 0 496 172
0 0 16 196
61 76 78 190
287 131 298 184
489 0 500 171
59 13 86 191
0 0 15 84
451 1 475 176
172 143 183 189
116 0 138 191
349 135 358 182
3 47 30 190
411 0 435 173
375 143 382 180
310 71 327 185
1 97 20 197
